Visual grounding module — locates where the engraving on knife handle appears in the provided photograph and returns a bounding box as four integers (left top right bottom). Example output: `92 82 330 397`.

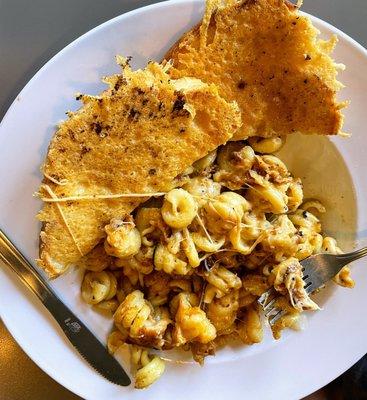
64 317 82 333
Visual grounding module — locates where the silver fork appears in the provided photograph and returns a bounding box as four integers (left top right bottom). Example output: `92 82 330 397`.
258 247 367 325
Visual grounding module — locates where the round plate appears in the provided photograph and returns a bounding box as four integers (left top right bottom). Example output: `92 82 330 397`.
0 1 367 399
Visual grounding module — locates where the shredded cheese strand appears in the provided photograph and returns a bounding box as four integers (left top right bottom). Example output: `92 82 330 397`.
243 181 265 193
195 214 214 244
198 282 207 309
199 249 236 262
240 223 268 231
247 231 267 252
37 188 166 203
42 185 83 256
43 172 68 186
191 194 219 202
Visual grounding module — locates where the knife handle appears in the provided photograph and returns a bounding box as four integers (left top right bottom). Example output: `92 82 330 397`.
0 230 56 298
0 229 131 386
0 229 90 335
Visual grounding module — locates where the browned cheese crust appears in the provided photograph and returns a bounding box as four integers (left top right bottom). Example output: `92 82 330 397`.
37 60 241 277
165 0 347 139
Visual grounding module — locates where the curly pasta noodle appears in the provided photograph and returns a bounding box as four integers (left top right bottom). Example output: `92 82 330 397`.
114 290 171 348
81 271 117 305
172 292 216 345
207 290 239 334
77 138 353 388
203 266 241 303
131 345 166 389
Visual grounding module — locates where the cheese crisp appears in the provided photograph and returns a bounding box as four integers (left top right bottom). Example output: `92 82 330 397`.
37 60 241 277
165 0 347 139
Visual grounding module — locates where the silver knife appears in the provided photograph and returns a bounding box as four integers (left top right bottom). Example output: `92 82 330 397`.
0 229 131 386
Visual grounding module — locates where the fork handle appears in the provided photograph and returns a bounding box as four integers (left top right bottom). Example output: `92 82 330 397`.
335 246 367 266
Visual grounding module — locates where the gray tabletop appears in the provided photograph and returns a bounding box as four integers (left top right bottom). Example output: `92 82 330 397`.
0 1 366 399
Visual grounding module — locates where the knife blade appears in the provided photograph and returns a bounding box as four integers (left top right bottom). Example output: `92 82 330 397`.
0 229 131 387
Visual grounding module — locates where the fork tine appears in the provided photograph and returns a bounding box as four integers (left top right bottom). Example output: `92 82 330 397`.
303 276 311 285
258 287 288 326
269 309 287 326
305 282 316 294
263 297 278 316
304 280 312 290
258 287 276 308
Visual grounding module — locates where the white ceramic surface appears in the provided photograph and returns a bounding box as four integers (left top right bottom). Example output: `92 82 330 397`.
0 1 367 399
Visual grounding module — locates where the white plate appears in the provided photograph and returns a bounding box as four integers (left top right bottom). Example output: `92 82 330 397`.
0 1 367 399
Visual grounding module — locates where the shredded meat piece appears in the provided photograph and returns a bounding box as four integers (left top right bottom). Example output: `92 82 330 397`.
271 257 319 311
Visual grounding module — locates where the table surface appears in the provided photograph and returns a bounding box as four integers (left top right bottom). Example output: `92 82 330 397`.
0 1 366 399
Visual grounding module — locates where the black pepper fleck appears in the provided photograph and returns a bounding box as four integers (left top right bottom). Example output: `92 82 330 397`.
80 146 91 157
114 77 127 91
172 95 185 112
93 123 102 134
237 80 247 89
128 108 141 122
68 130 76 141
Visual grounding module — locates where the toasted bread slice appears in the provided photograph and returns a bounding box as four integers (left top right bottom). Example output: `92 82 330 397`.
37 60 241 278
165 0 346 139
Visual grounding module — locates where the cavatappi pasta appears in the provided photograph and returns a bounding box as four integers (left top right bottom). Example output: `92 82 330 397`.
79 137 354 388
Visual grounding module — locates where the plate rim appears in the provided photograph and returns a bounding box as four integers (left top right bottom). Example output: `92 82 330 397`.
1 1 367 399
